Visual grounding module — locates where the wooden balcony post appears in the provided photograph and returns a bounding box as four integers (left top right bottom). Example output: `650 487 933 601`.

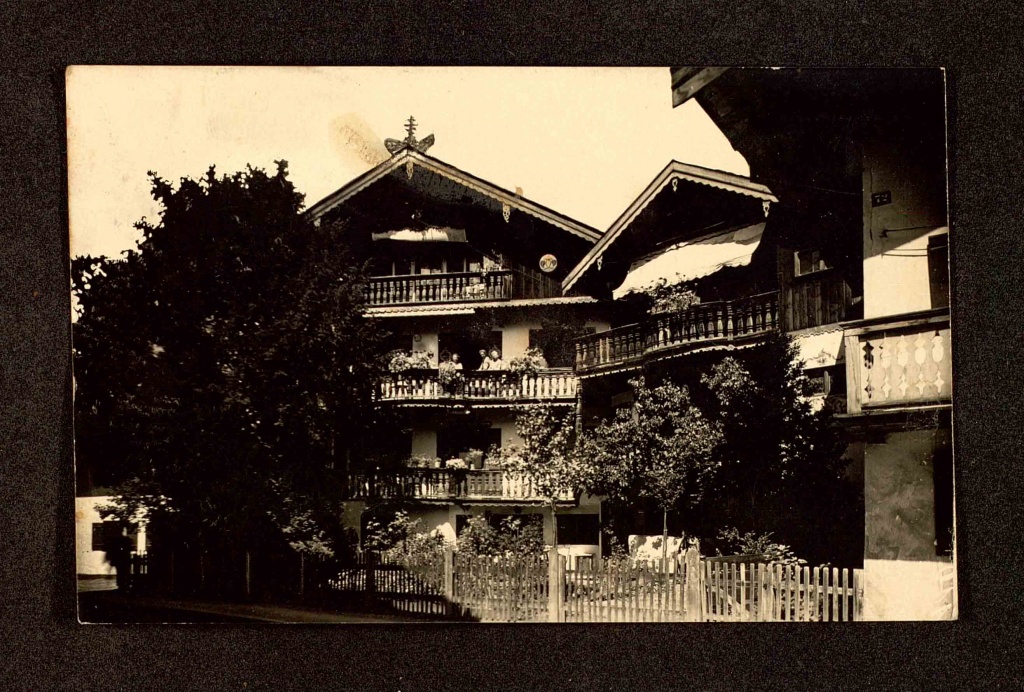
844 334 862 414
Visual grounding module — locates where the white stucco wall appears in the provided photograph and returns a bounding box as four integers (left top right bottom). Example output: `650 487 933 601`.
861 126 948 320
862 558 957 620
500 322 538 361
75 496 147 576
491 418 523 448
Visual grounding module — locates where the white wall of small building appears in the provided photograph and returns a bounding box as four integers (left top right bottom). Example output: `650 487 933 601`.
861 123 948 320
75 496 147 577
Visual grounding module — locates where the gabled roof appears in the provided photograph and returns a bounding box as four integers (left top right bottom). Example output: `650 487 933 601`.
562 160 778 293
305 148 602 243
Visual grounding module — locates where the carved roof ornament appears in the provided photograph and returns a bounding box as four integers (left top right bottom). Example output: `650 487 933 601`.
384 116 436 156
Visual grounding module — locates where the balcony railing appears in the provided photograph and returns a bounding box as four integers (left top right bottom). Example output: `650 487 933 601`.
379 369 578 402
364 270 513 306
843 308 951 413
343 468 573 502
575 291 780 373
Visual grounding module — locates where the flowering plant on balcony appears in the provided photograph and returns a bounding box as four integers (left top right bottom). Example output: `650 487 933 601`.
406 454 441 468
506 348 547 379
444 458 468 470
437 360 465 393
388 349 435 374
642 278 701 315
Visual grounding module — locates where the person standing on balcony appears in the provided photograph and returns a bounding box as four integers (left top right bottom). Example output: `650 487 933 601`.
451 353 463 370
487 348 505 370
477 349 491 370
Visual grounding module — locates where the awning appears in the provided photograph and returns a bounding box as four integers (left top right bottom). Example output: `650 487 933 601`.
371 226 467 242
612 222 765 299
793 328 844 368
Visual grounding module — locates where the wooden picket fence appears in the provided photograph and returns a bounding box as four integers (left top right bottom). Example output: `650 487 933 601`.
562 557 695 622
317 548 864 622
322 551 451 618
451 553 551 622
703 559 862 622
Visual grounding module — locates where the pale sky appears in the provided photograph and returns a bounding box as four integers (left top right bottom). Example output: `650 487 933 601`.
67 66 748 259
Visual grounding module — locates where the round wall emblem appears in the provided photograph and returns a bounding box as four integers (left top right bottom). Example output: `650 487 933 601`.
539 254 558 272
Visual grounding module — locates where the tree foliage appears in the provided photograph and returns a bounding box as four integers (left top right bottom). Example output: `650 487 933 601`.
492 406 596 503
489 405 598 549
72 162 387 558
582 377 721 560
692 333 857 565
585 376 721 514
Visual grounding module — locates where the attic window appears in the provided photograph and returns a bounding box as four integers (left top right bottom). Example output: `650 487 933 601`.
794 249 830 277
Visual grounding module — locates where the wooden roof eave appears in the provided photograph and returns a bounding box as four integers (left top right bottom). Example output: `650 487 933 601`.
304 149 602 243
561 160 778 293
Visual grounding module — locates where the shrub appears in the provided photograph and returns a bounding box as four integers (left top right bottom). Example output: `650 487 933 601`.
363 510 447 561
456 515 545 558
715 527 806 566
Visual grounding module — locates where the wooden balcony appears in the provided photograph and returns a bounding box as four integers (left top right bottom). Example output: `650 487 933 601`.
843 308 951 414
781 270 855 332
364 270 513 306
343 468 573 503
379 369 578 404
575 291 780 374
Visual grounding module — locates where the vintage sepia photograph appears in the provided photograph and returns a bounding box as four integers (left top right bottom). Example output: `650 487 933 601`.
69 66 954 623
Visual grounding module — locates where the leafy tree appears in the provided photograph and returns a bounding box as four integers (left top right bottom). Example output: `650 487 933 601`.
693 333 856 565
490 405 598 551
583 377 722 565
72 162 388 582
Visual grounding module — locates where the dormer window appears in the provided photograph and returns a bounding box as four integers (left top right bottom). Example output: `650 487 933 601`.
794 249 830 277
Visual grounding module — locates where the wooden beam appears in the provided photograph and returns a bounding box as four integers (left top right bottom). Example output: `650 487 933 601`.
671 67 730 107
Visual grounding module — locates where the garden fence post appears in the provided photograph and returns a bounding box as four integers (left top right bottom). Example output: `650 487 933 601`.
443 547 455 618
683 544 702 622
548 548 565 623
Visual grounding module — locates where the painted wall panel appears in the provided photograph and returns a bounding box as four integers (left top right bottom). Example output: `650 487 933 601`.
864 428 951 562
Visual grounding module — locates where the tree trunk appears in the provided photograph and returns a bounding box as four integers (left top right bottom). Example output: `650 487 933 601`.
550 500 558 552
662 508 669 572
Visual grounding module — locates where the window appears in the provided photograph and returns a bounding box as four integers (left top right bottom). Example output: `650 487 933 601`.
557 514 600 545
484 428 502 454
794 249 830 277
928 233 950 309
805 369 831 396
91 521 125 552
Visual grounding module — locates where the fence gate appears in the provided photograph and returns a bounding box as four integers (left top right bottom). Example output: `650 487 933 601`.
315 551 453 618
